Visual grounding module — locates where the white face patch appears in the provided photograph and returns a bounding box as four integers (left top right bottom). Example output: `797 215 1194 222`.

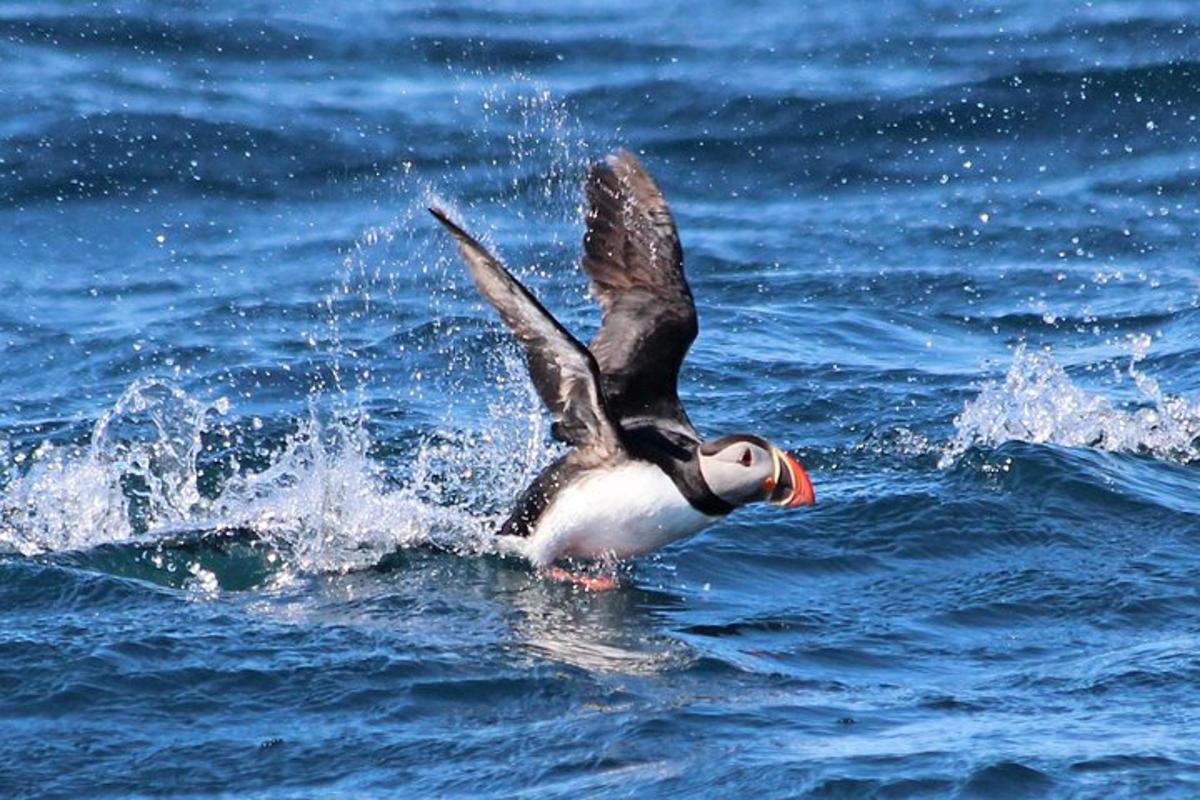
697 437 775 505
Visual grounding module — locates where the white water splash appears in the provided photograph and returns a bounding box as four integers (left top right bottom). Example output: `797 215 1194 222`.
940 341 1200 467
0 379 214 555
0 364 548 572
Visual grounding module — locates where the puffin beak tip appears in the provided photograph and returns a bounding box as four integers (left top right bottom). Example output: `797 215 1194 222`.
768 447 816 508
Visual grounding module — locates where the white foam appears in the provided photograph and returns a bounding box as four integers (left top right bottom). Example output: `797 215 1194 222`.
940 342 1200 467
0 367 548 573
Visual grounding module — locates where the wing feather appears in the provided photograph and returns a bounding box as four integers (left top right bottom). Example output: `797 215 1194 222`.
582 150 698 430
430 207 621 456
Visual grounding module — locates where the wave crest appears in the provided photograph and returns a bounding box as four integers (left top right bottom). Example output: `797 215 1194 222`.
941 342 1200 467
0 363 547 578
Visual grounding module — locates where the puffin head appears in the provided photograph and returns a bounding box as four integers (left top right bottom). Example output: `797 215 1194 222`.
697 434 815 508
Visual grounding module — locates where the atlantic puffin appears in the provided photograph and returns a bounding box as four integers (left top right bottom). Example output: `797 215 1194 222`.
430 149 814 571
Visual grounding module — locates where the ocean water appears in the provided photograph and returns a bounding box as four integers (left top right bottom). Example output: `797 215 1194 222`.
2 0 1199 796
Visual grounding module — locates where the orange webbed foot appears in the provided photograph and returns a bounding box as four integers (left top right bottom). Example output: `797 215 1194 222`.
543 566 620 592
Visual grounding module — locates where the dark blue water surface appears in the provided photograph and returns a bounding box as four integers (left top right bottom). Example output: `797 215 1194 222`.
2 1 1200 796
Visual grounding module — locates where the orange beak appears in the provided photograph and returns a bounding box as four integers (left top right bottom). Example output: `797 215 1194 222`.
766 447 816 507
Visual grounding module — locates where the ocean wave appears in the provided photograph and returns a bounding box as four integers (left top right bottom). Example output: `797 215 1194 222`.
942 341 1200 467
0 9 695 72
0 111 402 204
0 364 548 589
565 59 1198 188
0 13 326 61
4 56 1193 207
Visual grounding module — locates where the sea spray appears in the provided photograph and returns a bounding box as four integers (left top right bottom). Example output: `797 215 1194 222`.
0 351 549 577
0 379 218 556
940 342 1200 468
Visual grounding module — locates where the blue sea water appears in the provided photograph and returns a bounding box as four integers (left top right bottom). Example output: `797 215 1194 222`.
2 0 1199 796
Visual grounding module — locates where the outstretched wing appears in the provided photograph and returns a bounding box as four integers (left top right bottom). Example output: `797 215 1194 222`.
430 207 622 456
582 149 698 431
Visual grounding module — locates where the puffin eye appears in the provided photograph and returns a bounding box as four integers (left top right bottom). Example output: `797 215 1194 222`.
739 448 752 467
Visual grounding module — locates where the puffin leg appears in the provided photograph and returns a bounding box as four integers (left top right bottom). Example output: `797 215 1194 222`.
543 566 620 592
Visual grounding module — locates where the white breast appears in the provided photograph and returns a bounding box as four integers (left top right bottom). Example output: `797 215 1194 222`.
515 460 718 567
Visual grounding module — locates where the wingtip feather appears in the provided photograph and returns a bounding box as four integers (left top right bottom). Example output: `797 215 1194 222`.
428 206 462 237
429 205 491 257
